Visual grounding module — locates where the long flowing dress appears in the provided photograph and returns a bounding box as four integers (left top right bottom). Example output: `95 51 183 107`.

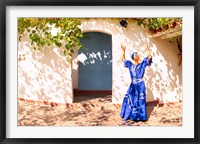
120 57 152 121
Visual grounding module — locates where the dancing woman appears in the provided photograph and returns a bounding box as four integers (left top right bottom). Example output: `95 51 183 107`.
120 43 152 122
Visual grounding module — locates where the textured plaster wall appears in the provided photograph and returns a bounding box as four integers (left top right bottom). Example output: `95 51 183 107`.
18 34 73 104
73 18 182 104
18 18 182 104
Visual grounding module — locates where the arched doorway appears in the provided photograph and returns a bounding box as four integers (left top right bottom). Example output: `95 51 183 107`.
74 32 112 102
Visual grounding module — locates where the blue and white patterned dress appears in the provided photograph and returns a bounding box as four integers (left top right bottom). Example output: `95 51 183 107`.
120 57 152 121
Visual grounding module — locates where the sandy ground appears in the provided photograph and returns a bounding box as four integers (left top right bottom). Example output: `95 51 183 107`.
18 95 182 126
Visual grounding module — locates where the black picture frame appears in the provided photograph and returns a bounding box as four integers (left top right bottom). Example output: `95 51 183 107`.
0 0 199 144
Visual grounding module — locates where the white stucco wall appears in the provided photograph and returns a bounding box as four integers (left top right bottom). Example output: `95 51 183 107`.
73 18 182 104
18 18 182 104
18 34 73 104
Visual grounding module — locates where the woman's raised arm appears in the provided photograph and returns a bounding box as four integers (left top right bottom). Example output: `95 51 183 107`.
121 44 126 61
145 42 152 59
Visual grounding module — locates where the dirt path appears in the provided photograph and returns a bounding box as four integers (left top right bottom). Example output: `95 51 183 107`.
18 95 182 126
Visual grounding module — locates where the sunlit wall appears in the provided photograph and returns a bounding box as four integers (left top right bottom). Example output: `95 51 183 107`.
18 18 182 104
73 18 182 104
18 34 73 104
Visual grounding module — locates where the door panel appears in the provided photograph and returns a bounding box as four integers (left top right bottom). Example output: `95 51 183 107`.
78 32 112 90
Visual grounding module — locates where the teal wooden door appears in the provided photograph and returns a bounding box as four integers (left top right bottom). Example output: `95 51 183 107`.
78 32 112 90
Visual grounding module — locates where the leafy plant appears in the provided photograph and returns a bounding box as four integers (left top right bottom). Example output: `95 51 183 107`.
137 18 182 33
18 18 83 58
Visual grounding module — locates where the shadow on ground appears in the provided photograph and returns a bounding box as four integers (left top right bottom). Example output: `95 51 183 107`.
18 95 182 126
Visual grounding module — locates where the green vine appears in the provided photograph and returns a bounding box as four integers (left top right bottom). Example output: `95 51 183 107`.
18 18 83 58
138 18 182 33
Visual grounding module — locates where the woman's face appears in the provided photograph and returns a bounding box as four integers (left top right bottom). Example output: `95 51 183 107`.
134 53 140 61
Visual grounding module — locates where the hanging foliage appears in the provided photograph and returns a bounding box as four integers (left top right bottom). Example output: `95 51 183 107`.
18 18 83 57
137 18 182 33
